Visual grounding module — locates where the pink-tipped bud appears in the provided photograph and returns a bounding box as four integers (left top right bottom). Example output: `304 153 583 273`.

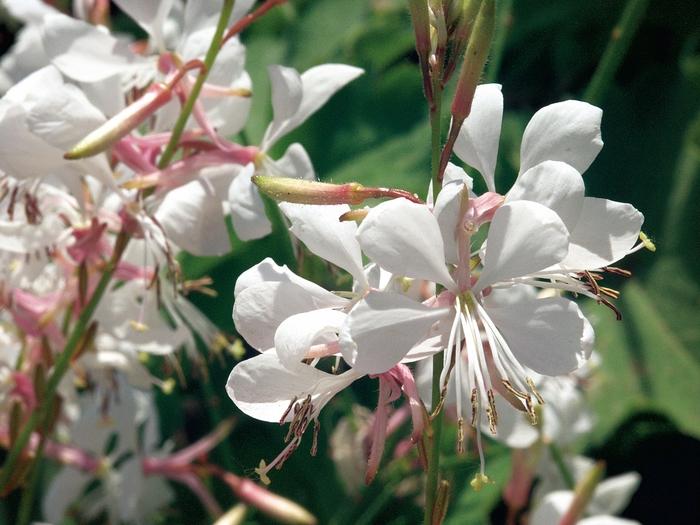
451 0 495 121
220 472 317 525
253 176 422 205
64 84 173 160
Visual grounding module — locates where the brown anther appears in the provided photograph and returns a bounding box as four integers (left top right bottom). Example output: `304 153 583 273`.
470 388 479 427
279 395 298 425
597 296 623 320
604 266 632 277
583 270 600 295
7 186 19 220
486 389 498 434
310 419 320 457
502 379 528 400
525 395 538 425
526 377 545 405
599 286 620 299
457 417 465 454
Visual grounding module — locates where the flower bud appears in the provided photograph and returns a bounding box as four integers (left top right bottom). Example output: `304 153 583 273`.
64 83 173 160
451 0 495 121
252 176 422 205
442 0 483 85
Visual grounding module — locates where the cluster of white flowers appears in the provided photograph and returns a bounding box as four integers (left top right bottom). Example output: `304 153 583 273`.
227 83 647 521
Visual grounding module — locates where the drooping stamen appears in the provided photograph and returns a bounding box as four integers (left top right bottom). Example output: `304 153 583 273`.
526 377 545 405
486 389 498 434
457 417 465 454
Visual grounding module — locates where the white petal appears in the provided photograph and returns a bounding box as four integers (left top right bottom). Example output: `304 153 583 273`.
485 296 588 375
453 84 503 191
226 351 359 422
42 13 152 84
268 65 303 123
475 200 569 292
433 180 470 264
113 0 174 47
590 472 641 516
274 309 346 368
520 100 603 175
4 0 57 24
357 198 456 289
233 281 347 351
234 257 331 298
561 197 643 269
156 180 230 256
262 64 363 149
43 468 92 524
506 160 585 231
339 291 449 374
229 164 273 241
274 143 315 180
279 202 366 286
529 491 572 525
442 162 474 187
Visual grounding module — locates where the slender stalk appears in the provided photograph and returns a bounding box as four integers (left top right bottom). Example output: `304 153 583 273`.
583 0 649 105
222 0 287 46
16 433 47 525
0 230 129 491
158 0 236 169
425 61 445 522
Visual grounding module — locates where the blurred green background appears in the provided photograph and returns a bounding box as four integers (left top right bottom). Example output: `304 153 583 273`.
2 0 699 523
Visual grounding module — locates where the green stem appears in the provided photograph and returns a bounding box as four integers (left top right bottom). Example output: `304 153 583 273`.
583 0 649 105
16 433 47 525
424 353 445 525
0 230 129 492
157 0 235 169
548 443 575 490
485 0 513 82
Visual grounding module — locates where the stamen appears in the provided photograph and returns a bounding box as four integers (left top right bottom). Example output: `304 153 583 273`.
526 377 545 405
279 395 298 425
599 286 620 299
310 419 320 456
457 417 465 454
604 266 632 277
524 395 537 425
470 388 478 427
597 296 623 320
486 389 498 434
501 379 528 400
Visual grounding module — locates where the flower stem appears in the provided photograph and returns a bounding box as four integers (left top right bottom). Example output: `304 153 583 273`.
583 0 649 105
16 433 47 525
158 0 236 169
0 229 129 492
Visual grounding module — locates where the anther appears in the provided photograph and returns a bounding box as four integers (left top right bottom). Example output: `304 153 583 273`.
457 417 465 454
526 377 544 405
501 379 528 400
470 388 478 427
525 395 537 425
486 389 498 434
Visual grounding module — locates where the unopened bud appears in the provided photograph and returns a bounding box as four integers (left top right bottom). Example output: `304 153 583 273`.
442 0 483 84
221 470 317 525
65 84 173 160
213 504 248 525
253 176 422 205
432 479 451 525
451 0 495 121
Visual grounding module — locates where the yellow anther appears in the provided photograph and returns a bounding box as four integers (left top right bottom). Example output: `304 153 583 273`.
470 473 492 492
639 231 656 252
255 460 271 485
129 320 149 332
160 378 176 395
400 277 414 293
228 338 246 360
